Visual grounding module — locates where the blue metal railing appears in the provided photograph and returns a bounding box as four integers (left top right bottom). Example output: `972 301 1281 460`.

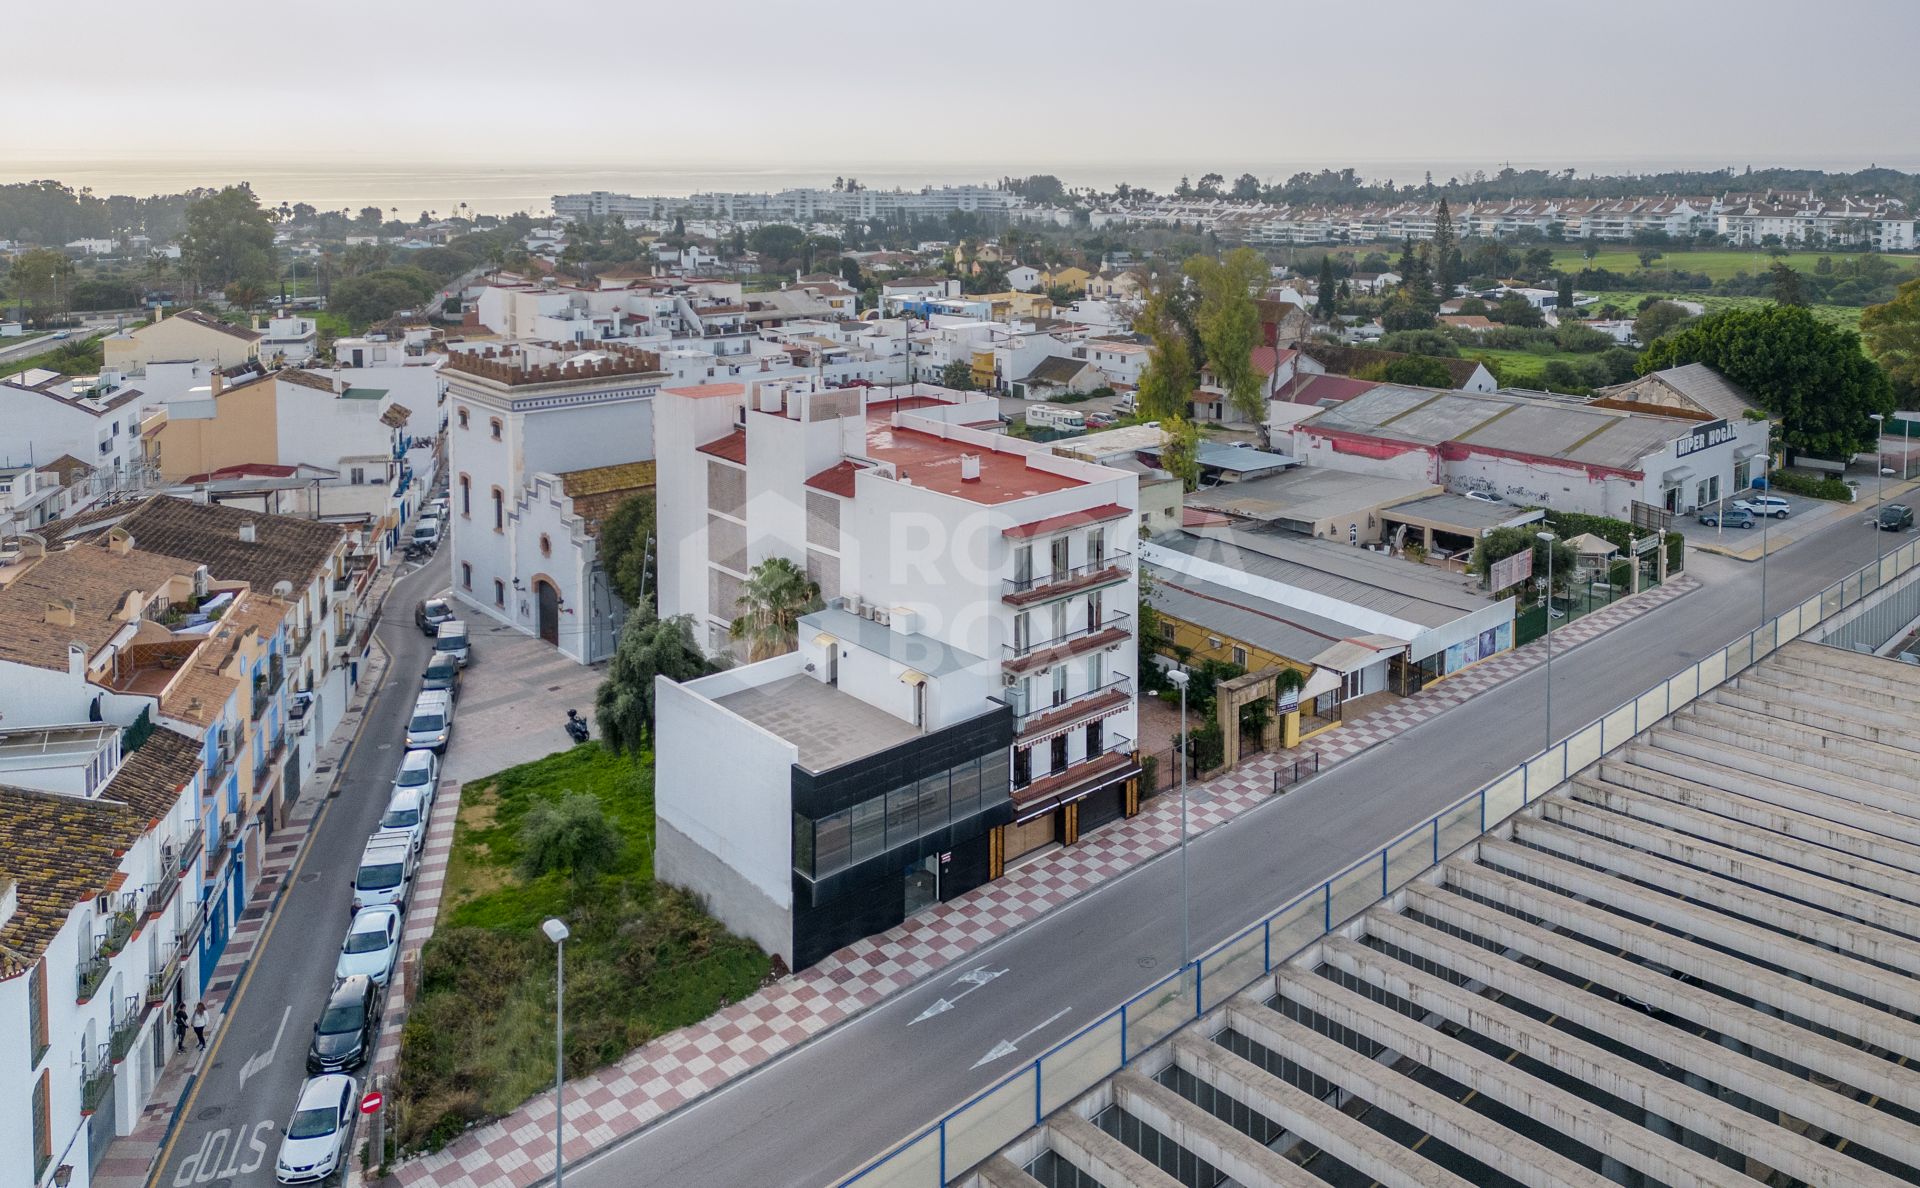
839 536 1920 1186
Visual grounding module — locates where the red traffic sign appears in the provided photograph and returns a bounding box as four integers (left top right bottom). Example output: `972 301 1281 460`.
359 1091 384 1115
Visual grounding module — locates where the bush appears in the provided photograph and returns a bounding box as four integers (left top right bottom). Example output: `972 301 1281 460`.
1768 470 1855 501
517 791 621 882
1052 391 1091 404
1666 531 1685 573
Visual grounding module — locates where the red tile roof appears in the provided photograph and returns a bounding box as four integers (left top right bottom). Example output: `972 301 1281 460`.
861 424 1084 505
695 429 747 464
1250 346 1297 377
1003 503 1131 539
804 461 862 498
665 383 745 400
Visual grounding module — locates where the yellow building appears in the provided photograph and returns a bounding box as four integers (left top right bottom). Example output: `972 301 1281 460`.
142 370 283 480
1043 265 1093 293
970 291 1055 321
104 309 263 371
1087 271 1145 302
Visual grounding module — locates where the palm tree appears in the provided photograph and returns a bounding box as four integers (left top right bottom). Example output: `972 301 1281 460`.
729 557 823 661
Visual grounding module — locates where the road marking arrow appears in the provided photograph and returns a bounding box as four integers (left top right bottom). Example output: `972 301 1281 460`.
972 1007 1071 1069
908 966 1008 1025
237 1005 291 1092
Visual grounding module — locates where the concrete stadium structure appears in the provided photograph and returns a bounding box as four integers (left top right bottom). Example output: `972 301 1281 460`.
964 640 1920 1187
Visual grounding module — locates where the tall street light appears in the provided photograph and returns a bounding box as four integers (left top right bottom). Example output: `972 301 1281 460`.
1167 668 1192 971
1759 453 1772 626
1537 531 1557 750
541 918 570 1188
1872 413 1887 565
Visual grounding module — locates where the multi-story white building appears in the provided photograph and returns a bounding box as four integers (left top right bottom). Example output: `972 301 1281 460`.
556 185 1023 225
1719 192 1915 249
0 369 156 502
653 378 1141 968
443 344 667 662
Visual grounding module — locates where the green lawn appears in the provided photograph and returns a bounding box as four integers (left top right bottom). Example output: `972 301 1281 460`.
392 743 769 1157
1550 247 1915 282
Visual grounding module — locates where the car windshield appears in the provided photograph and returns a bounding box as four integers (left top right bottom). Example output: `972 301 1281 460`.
357 861 404 890
287 1106 338 1140
381 807 419 830
396 765 429 787
409 712 444 733
317 1003 363 1034
344 927 390 954
433 636 462 652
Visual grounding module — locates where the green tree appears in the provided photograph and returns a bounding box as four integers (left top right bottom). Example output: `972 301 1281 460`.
517 790 621 884
1231 173 1262 201
938 360 976 391
594 612 709 752
1135 276 1198 420
729 557 823 661
1159 415 1202 491
180 186 277 291
1378 330 1459 357
1640 304 1893 457
1490 293 1545 328
1316 255 1336 319
1430 198 1459 298
1474 527 1575 599
1380 292 1436 331
748 224 806 266
224 280 268 311
1556 274 1576 317
1861 278 1920 403
1379 356 1455 387
1186 248 1267 421
1633 299 1694 345
329 267 439 328
6 247 73 320
1767 261 1806 306
598 492 656 610
1637 248 1664 270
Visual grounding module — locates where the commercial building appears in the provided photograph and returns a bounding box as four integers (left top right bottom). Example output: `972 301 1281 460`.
1183 467 1442 544
654 378 1141 969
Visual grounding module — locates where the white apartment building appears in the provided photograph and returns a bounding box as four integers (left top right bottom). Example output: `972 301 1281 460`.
0 370 156 500
1719 193 1916 249
256 314 318 366
444 344 667 663
558 185 1022 225
653 378 1141 968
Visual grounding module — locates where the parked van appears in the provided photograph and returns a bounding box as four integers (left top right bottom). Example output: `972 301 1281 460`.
433 620 470 668
1025 404 1087 431
411 517 442 548
404 690 454 753
350 834 415 913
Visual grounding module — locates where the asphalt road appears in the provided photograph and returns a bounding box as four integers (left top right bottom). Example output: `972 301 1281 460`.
152 556 446 1188
568 509 1907 1188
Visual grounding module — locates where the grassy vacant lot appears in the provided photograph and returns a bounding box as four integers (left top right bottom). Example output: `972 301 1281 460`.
1546 247 1916 281
391 743 768 1155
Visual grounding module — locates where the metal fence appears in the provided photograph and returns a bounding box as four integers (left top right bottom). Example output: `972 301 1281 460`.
840 536 1920 1187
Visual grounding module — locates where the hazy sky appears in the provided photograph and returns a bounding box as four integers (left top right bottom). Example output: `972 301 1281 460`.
4 0 1916 186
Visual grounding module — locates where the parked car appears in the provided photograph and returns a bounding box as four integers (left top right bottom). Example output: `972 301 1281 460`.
1698 507 1756 529
378 786 433 855
433 620 471 668
305 977 378 1074
411 517 442 549
350 834 416 913
335 906 402 985
1085 412 1117 429
276 1073 358 1184
1735 495 1791 518
415 598 456 636
1878 504 1914 531
421 652 462 699
404 690 454 753
1462 490 1503 504
392 748 439 801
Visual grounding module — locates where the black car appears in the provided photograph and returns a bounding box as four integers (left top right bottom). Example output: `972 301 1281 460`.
1878 504 1914 531
307 976 378 1073
421 652 462 700
415 598 456 637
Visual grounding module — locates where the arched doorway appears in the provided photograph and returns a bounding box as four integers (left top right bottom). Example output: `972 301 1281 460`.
535 579 559 645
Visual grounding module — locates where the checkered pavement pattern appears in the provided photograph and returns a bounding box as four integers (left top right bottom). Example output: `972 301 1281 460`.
369 775 464 1080
393 574 1701 1188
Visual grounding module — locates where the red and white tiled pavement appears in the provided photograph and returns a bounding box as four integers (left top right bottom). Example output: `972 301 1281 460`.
393 573 1701 1188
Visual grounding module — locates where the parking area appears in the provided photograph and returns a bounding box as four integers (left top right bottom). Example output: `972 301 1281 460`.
1670 489 1813 544
425 601 607 783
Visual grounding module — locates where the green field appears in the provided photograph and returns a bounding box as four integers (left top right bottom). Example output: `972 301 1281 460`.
1569 289 1864 331
1550 248 1915 282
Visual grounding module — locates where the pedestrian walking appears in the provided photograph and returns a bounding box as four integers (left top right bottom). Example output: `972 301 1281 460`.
190 1002 209 1050
172 1004 188 1053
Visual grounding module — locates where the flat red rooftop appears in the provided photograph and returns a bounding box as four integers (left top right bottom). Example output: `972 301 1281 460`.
862 424 1082 504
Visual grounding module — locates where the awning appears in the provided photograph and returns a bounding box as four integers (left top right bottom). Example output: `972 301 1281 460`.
897 669 928 686
1010 750 1139 822
1311 633 1407 675
1018 688 1132 746
1300 666 1343 701
1734 444 1765 460
1661 465 1694 485
812 632 837 648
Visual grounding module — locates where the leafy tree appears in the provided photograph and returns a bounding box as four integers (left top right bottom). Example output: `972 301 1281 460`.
1380 293 1436 331
1633 299 1694 344
224 280 268 311
1378 330 1459 357
180 186 276 290
407 245 480 282
729 557 823 661
1395 239 1431 302
748 223 806 266
1378 356 1455 387
1490 294 1545 328
1540 360 1586 392
1185 248 1267 421
1640 304 1893 457
1474 527 1575 599
1231 173 1262 201
598 492 656 610
1456 296 1489 316
1861 278 1920 402
517 790 620 883
595 611 710 752
1159 415 1202 491
1767 262 1806 306
329 267 438 328
1556 274 1576 316
6 247 73 318
1135 276 1198 420
1195 173 1225 198
1637 249 1664 269
838 256 863 288
938 360 976 391
1316 256 1336 319
356 206 384 231
1430 198 1459 298
1521 246 1555 277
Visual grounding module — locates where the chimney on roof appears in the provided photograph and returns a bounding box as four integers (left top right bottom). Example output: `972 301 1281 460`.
44 598 76 627
959 454 982 482
107 527 133 555
238 520 258 545
209 370 224 397
333 374 347 396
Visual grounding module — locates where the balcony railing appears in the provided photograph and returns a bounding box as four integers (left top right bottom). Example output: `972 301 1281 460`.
1004 611 1132 660
153 820 204 904
207 749 233 790
146 936 183 1006
77 957 109 1003
1013 733 1139 796
1004 549 1132 600
175 896 209 952
109 998 141 1062
80 1046 113 1114
1010 675 1133 733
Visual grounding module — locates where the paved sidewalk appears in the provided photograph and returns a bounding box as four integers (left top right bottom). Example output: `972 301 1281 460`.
392 572 1701 1188
1691 476 1920 560
95 577 402 1188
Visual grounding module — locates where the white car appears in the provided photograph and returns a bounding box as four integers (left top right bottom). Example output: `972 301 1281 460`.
378 786 432 855
275 1073 356 1184
335 904 402 985
1734 495 1791 519
1463 490 1503 504
392 749 439 808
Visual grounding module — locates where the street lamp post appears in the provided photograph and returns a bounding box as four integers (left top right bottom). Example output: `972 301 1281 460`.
1872 414 1887 565
1167 669 1192 970
1537 531 1556 749
541 918 570 1188
1759 453 1771 626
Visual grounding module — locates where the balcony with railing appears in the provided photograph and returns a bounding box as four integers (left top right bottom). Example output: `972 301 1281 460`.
1010 734 1141 821
109 997 142 1062
1002 611 1132 675
149 820 204 917
251 654 285 720
1010 675 1133 743
1003 549 1133 607
76 894 142 1003
80 1045 113 1115
146 933 183 1007
207 746 233 791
